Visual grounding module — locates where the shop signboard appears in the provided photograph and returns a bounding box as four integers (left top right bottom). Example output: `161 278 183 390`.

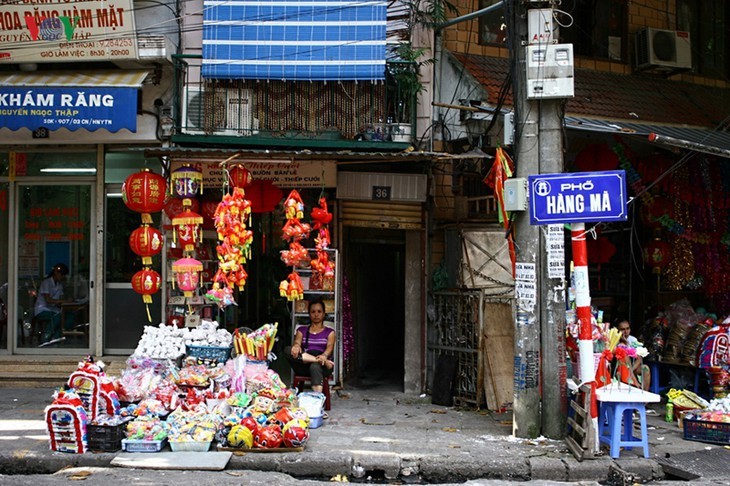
528 170 627 225
0 0 138 63
0 87 138 131
170 160 337 188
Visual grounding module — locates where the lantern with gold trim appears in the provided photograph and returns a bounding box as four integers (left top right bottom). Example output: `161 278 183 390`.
643 238 672 274
171 164 203 209
172 257 203 297
131 267 162 321
129 225 164 266
172 209 204 253
122 169 167 223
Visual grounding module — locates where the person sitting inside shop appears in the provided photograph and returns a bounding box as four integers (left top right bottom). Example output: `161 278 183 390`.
285 298 335 393
614 318 651 391
34 263 73 346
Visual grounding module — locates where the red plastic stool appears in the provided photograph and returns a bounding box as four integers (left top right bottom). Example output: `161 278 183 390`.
292 375 331 410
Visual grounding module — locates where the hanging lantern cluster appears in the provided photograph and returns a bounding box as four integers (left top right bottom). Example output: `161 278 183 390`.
122 169 167 318
169 164 205 299
310 197 335 290
211 165 253 297
279 190 311 301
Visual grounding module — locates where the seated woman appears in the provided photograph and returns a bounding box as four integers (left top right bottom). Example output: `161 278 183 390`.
284 298 335 393
614 318 651 391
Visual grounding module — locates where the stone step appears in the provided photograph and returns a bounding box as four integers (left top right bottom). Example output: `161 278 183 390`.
0 357 127 387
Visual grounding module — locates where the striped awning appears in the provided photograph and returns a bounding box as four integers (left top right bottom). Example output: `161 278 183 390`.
202 0 387 81
0 70 150 88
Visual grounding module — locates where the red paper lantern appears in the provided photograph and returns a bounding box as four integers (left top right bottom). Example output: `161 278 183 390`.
172 257 203 297
643 239 672 274
131 268 162 304
129 225 164 266
122 169 167 223
247 179 283 213
229 164 252 188
172 210 204 253
164 196 200 220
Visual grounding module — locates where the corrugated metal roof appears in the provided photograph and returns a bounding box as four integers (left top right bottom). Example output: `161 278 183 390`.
564 116 730 156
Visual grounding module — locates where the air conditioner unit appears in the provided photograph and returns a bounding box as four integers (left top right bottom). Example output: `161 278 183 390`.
137 35 173 62
635 28 692 70
181 87 255 136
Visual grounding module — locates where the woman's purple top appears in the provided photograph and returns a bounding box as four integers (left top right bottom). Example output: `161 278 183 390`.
297 325 334 354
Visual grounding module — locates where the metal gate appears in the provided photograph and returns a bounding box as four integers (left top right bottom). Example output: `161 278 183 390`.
428 290 515 410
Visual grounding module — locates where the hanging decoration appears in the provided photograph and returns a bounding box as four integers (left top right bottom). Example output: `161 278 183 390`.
172 209 204 253
209 167 253 301
172 257 203 298
122 168 166 320
122 168 167 224
248 179 284 213
171 164 203 209
131 267 162 321
484 147 516 276
309 197 334 290
228 164 252 189
129 225 164 266
279 190 311 301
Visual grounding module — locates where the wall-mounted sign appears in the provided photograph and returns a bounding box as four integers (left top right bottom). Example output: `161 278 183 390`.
529 170 627 225
0 0 138 63
171 160 337 188
0 87 138 132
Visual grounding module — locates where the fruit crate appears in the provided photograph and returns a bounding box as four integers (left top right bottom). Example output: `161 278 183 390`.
87 423 126 452
121 438 167 452
186 345 231 363
683 418 730 445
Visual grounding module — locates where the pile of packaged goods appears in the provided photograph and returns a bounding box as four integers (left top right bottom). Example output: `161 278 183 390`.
45 320 325 454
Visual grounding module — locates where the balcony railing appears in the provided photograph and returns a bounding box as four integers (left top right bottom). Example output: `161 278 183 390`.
172 55 416 148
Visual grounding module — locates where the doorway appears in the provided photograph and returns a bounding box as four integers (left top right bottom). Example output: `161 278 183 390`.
15 183 94 353
345 227 405 389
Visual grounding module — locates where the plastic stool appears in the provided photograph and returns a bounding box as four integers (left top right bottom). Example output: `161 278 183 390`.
292 375 331 410
598 401 649 458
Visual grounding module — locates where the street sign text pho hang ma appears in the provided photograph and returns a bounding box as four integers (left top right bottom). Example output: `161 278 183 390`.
528 170 628 225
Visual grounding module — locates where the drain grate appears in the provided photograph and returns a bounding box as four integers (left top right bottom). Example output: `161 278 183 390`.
658 448 730 480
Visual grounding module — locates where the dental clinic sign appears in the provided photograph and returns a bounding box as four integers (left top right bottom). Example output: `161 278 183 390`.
0 87 138 131
528 170 628 225
0 0 138 63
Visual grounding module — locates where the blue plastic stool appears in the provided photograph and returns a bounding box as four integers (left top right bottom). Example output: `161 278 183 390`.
598 401 649 458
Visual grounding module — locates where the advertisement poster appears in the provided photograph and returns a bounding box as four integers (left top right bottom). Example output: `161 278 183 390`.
0 0 138 63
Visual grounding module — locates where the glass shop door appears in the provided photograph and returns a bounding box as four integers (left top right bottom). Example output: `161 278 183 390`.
15 182 94 353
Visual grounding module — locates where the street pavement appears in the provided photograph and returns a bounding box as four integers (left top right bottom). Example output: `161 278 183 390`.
0 383 728 484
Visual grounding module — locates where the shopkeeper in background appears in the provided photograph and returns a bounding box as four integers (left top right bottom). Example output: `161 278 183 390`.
285 298 335 393
616 318 651 391
34 263 72 346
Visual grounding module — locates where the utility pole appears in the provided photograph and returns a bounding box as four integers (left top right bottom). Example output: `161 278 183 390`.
509 0 541 438
510 0 568 439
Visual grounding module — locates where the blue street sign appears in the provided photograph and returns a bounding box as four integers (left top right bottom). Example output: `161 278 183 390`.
528 170 628 225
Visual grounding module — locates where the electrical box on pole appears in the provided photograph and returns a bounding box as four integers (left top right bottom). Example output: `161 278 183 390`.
527 8 558 44
525 43 574 99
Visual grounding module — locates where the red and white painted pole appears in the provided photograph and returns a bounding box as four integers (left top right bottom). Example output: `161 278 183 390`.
571 223 594 383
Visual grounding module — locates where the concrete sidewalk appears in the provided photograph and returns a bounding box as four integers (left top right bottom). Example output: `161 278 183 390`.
0 384 727 483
